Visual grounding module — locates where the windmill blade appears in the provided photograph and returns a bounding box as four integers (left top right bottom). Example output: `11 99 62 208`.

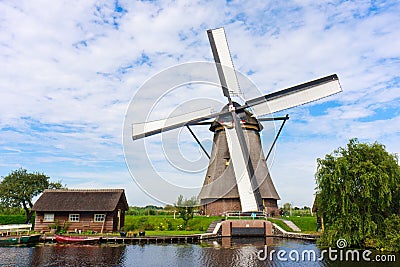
245 74 342 117
207 27 241 98
132 107 219 140
224 113 263 212
225 127 258 212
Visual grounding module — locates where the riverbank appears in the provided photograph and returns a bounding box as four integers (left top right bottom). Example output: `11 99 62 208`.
123 215 318 234
36 218 318 245
41 234 208 244
0 214 319 238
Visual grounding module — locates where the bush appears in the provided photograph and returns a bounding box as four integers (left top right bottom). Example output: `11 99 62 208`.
0 215 30 225
378 215 400 251
47 220 70 234
142 222 154 230
165 219 173 230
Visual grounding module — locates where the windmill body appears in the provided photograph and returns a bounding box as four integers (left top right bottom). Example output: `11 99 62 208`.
131 27 342 215
198 103 280 216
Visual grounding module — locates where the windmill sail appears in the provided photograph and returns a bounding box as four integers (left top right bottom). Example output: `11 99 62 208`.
208 27 264 212
246 74 342 117
132 107 219 140
207 28 241 97
225 127 259 211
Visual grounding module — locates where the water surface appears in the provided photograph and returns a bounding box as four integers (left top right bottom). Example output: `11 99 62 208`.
0 237 397 266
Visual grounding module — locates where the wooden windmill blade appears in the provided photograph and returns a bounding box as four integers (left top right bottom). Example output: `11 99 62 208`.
245 74 342 117
225 119 264 212
208 27 263 212
132 106 220 140
207 28 242 98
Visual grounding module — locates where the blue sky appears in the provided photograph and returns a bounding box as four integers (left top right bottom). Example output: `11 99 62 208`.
1 0 399 207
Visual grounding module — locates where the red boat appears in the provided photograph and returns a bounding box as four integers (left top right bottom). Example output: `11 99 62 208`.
54 234 101 244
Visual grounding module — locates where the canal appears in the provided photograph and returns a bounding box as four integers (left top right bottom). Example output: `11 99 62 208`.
0 237 398 266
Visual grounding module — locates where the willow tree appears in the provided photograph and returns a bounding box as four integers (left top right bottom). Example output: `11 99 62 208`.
315 139 400 247
0 168 64 223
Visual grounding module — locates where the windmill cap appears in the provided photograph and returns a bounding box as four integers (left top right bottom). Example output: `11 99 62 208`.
210 102 263 132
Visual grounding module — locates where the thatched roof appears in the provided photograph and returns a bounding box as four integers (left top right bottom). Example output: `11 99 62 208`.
32 189 129 212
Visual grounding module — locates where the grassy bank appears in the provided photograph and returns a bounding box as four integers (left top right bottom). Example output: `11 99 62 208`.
0 214 317 236
286 216 316 232
125 215 317 234
268 216 317 233
124 215 220 233
267 218 292 232
144 230 204 236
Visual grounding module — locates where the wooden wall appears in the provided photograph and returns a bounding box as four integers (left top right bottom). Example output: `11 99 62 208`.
34 211 122 233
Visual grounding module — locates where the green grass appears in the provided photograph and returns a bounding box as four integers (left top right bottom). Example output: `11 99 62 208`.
286 216 316 232
268 216 318 233
145 230 204 236
267 218 293 232
124 215 220 233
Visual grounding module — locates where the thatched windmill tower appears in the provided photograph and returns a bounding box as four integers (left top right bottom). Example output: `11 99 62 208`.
198 103 280 216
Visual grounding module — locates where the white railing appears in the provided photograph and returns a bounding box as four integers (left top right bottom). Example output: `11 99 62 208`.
0 224 32 235
224 211 266 220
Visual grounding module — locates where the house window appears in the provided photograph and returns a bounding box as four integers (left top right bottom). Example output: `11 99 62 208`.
44 213 54 222
69 214 80 222
94 214 105 222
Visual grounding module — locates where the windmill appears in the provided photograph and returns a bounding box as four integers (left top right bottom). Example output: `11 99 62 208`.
132 27 342 215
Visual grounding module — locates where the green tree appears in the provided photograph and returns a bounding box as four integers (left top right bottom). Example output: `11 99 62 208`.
315 139 400 248
0 168 64 223
175 195 198 228
164 204 175 211
282 202 292 215
380 214 400 251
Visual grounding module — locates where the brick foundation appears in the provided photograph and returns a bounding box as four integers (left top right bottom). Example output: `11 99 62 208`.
200 198 278 216
221 220 273 236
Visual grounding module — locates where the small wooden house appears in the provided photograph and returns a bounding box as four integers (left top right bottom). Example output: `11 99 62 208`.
32 189 129 233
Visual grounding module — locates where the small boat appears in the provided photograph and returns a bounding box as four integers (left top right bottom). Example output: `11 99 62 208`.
0 234 41 246
0 236 19 246
20 234 41 244
54 234 101 244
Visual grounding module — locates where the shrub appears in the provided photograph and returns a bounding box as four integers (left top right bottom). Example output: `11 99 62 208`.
379 215 400 251
0 215 26 225
144 222 155 230
158 222 165 231
165 219 173 230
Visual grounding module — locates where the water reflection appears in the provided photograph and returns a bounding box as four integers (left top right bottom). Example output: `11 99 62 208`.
0 238 398 266
199 237 399 267
200 237 321 267
0 244 126 266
